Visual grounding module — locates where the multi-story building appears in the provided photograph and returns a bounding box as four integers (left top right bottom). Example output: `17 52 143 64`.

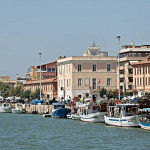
0 76 16 88
132 54 150 92
57 44 117 100
26 61 57 80
23 61 57 99
117 41 150 92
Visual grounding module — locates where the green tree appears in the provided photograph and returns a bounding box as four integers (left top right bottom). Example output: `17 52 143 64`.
30 88 44 100
21 90 31 100
100 88 107 98
107 90 113 99
0 82 10 98
9 85 24 97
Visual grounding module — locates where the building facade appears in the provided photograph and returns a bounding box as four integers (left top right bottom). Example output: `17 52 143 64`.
26 61 57 80
57 45 117 100
132 54 150 92
117 42 150 92
23 61 57 99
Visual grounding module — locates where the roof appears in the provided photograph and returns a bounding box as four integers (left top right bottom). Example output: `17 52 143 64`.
120 48 150 54
52 103 65 106
131 54 150 66
23 78 57 85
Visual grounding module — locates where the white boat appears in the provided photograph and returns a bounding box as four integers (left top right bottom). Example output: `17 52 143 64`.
79 103 107 123
0 103 12 113
139 108 150 131
104 104 140 127
11 104 24 114
72 114 80 120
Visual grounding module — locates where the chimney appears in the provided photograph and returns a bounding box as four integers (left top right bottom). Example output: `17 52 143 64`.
131 41 134 47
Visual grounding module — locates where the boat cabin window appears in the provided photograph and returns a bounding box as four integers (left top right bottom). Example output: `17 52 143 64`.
54 105 65 109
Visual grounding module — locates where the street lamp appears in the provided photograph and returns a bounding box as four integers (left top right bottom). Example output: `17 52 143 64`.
39 53 42 100
117 36 121 100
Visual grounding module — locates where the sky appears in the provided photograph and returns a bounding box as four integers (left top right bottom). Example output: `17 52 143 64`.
0 0 150 79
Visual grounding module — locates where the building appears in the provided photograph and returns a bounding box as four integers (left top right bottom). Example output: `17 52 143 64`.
23 78 57 99
23 61 57 99
26 61 57 80
132 54 150 92
0 76 16 88
117 41 150 92
57 44 117 100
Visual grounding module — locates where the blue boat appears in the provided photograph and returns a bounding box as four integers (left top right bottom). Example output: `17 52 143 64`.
52 103 70 118
139 108 150 131
32 100 44 105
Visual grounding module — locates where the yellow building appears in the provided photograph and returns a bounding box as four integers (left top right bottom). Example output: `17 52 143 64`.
57 44 117 100
132 54 150 92
117 42 150 92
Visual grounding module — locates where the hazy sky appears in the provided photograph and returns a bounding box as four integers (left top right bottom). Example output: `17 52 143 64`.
0 0 150 79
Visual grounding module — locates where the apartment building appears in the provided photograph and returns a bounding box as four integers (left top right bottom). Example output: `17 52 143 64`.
57 44 117 100
132 54 150 92
23 61 57 99
117 41 150 92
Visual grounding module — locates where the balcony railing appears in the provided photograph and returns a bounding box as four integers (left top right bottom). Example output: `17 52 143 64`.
89 86 101 90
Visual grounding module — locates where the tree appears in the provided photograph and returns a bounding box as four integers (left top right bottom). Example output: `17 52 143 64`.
0 82 10 98
21 90 31 100
100 88 107 98
9 85 24 97
107 90 113 99
30 88 44 100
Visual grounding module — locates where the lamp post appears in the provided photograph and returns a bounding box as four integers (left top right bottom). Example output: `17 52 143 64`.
117 36 121 100
39 53 42 100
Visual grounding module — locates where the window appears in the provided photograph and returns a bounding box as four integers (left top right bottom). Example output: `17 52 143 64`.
145 53 149 57
78 78 82 86
129 69 133 74
48 68 51 72
52 68 55 72
92 78 96 89
138 53 142 57
48 68 55 72
107 78 111 86
78 64 82 72
92 64 96 72
85 78 90 86
131 53 136 57
107 64 111 72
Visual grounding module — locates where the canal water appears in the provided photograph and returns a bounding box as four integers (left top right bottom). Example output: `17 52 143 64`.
0 113 150 150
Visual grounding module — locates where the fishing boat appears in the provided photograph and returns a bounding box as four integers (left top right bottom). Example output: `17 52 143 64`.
104 104 140 127
139 108 150 130
79 103 107 123
51 103 71 118
72 114 80 120
11 104 24 114
0 103 12 113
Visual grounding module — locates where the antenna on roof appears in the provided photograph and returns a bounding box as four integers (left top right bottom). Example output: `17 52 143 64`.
92 41 96 47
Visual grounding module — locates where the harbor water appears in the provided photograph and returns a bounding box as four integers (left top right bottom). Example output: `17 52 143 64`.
0 113 150 150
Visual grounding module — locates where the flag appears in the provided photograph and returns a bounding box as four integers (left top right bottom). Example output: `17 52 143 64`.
98 79 101 84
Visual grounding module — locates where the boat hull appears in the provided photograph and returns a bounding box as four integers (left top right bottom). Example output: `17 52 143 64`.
104 115 140 127
139 121 150 130
72 115 80 120
52 108 70 118
12 109 23 114
80 112 105 123
0 107 12 113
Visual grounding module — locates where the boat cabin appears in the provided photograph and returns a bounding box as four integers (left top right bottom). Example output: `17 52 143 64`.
52 103 65 110
107 104 139 118
79 103 106 115
140 108 150 124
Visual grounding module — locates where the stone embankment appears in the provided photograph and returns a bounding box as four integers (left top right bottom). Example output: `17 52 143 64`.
21 104 53 114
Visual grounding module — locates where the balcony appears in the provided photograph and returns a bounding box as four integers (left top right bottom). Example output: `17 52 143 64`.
89 86 101 90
